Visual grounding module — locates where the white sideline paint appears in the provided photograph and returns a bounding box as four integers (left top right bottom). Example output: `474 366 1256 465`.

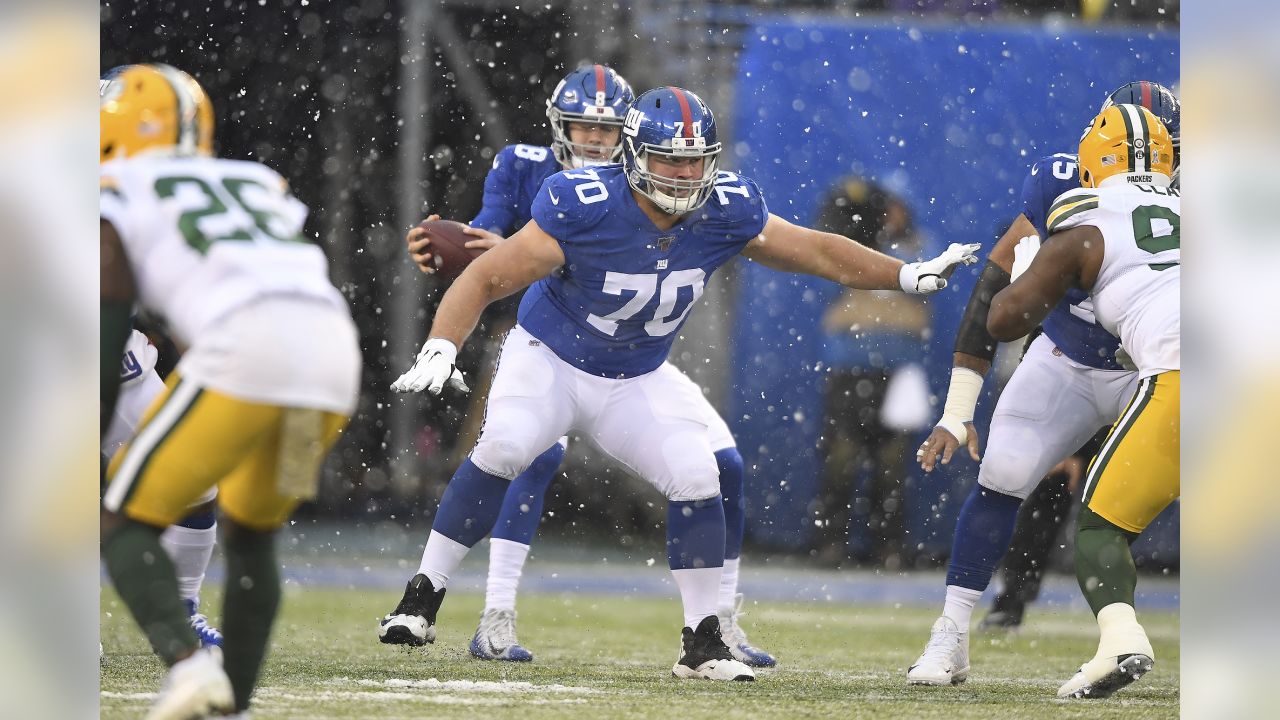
261 691 587 706
348 677 597 694
104 684 593 707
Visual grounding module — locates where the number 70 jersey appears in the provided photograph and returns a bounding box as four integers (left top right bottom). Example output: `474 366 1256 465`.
100 155 345 347
518 165 768 378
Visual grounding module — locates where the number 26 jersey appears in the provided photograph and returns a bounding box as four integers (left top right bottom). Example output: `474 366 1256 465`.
100 155 345 347
518 165 768 378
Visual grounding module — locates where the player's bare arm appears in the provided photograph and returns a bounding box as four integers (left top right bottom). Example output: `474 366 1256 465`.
918 212 1035 471
392 219 566 395
986 212 1035 275
743 213 979 293
988 224 1103 341
428 219 565 347
102 218 137 304
743 213 905 288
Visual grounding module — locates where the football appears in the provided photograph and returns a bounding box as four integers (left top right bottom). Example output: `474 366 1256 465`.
418 219 485 282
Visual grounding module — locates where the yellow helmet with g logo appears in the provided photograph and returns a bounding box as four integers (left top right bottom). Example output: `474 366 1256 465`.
100 64 214 162
1077 103 1174 188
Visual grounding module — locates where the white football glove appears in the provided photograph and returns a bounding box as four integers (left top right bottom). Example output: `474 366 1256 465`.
391 338 470 395
899 242 982 294
1010 235 1041 283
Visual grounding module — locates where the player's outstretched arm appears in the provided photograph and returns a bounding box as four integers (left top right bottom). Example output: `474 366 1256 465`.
430 219 564 345
918 212 1035 471
988 224 1101 341
742 214 978 294
392 220 565 395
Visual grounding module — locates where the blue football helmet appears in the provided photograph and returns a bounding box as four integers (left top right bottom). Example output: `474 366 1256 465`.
1102 81 1180 155
546 64 634 169
621 86 722 215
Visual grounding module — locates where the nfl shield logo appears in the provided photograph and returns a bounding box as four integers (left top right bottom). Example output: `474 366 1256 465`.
657 235 676 252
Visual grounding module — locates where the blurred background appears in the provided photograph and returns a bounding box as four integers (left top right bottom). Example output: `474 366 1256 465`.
97 0 1179 571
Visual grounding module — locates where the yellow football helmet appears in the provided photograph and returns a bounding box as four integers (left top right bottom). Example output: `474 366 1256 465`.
1078 103 1174 188
100 64 214 162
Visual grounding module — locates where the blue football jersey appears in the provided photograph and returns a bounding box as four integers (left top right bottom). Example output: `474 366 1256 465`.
471 144 562 236
1020 153 1123 371
518 166 768 377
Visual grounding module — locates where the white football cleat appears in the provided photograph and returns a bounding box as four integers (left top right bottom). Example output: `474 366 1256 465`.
185 598 223 648
1058 653 1155 699
469 608 533 662
145 646 234 720
907 616 970 686
718 594 777 668
672 615 756 681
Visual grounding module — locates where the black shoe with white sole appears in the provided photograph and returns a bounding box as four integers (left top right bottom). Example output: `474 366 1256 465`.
378 574 447 646
671 615 756 681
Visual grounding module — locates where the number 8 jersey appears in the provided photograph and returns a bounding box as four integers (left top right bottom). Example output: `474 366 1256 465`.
519 165 768 378
1047 182 1180 379
100 156 345 347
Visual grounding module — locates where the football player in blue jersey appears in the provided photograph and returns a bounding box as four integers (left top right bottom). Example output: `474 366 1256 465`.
399 65 775 666
906 81 1180 686
397 64 654 665
383 85 979 681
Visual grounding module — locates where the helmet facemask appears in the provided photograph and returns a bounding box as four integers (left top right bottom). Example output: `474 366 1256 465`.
624 136 721 215
547 103 625 169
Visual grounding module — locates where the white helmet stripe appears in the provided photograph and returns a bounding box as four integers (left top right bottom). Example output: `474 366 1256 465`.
153 64 198 154
1120 103 1150 173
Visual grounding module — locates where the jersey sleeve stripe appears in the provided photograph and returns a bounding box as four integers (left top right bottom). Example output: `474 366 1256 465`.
1047 199 1099 233
1048 192 1098 216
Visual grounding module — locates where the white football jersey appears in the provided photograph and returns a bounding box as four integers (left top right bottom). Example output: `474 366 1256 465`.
1047 181 1180 379
100 155 344 347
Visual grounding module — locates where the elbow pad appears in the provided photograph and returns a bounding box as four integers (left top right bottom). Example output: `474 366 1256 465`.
953 260 1011 361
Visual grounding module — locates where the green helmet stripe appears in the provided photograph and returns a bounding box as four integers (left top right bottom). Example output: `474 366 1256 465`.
1117 104 1136 173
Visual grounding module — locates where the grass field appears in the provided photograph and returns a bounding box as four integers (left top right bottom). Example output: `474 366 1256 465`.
100 583 1179 719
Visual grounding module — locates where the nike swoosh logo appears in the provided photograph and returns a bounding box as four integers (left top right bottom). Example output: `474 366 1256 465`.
549 189 560 205
1031 165 1040 175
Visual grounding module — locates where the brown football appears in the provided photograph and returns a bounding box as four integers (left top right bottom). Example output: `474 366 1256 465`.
417 219 485 282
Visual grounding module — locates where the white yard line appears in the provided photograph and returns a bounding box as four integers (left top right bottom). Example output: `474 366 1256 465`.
341 677 598 694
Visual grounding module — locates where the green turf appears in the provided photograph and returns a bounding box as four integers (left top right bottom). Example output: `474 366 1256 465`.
101 585 1178 719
